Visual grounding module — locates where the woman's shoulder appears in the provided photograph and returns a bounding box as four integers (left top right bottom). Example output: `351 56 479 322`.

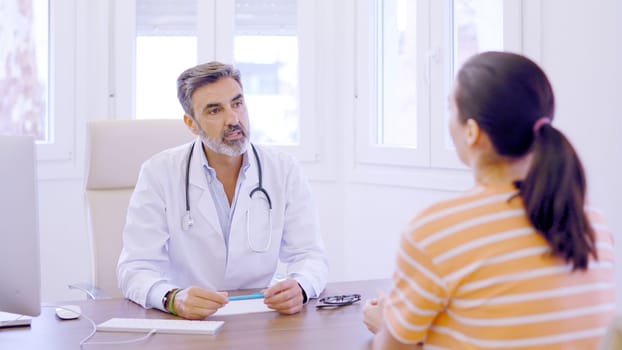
404 185 520 241
418 185 517 220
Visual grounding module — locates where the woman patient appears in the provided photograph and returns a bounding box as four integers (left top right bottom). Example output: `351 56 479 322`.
363 51 616 349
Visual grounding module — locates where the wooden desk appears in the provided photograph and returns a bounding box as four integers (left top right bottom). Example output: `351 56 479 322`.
0 279 390 350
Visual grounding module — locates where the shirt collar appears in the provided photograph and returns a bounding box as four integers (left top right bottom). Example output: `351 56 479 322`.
200 144 251 184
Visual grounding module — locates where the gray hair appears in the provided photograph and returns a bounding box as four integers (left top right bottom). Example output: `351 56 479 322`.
177 61 243 117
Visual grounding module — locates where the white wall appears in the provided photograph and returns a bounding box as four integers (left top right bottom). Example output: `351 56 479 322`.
37 1 622 317
537 0 622 314
36 0 110 302
38 181 89 301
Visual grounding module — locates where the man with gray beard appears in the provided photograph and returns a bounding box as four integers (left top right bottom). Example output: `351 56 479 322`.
117 62 328 320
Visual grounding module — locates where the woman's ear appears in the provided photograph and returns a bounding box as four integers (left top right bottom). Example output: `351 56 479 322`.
465 118 481 147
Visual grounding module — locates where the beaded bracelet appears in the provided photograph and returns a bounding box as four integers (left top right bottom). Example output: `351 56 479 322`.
165 288 182 316
162 289 175 309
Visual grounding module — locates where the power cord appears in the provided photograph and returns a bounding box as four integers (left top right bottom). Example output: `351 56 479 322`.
42 304 157 348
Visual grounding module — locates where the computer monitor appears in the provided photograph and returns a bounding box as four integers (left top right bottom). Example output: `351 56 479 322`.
0 135 41 317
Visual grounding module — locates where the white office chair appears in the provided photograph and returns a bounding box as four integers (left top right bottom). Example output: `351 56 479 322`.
70 119 193 299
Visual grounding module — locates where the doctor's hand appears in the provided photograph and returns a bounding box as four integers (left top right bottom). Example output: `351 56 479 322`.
262 279 304 315
363 292 386 334
172 286 228 320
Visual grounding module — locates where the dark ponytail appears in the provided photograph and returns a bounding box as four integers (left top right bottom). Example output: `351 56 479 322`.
455 51 597 270
519 124 597 270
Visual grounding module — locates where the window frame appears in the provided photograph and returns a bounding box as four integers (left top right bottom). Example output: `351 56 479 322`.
35 0 74 162
31 0 84 180
354 0 431 167
354 0 524 174
429 0 523 169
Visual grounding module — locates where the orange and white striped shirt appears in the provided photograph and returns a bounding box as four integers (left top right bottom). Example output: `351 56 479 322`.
384 184 616 349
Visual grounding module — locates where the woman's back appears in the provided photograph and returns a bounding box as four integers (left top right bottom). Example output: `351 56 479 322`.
364 51 616 350
384 184 615 349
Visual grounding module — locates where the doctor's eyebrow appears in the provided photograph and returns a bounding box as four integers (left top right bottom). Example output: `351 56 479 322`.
202 103 222 114
201 94 244 114
230 94 244 103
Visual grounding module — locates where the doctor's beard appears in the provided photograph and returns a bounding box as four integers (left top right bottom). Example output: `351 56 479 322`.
199 124 250 157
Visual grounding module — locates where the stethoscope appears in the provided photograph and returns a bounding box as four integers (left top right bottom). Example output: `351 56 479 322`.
181 142 273 253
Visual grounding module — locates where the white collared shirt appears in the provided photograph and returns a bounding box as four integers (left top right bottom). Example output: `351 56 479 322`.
201 149 250 249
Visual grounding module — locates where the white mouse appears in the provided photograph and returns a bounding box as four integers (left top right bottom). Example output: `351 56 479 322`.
55 305 81 320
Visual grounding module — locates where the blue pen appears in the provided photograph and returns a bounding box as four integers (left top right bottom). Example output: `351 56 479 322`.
228 292 264 301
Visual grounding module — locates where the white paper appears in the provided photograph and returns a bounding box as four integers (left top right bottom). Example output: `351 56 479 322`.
213 299 275 316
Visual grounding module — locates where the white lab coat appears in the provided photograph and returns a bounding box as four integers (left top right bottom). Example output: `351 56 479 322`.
117 138 328 309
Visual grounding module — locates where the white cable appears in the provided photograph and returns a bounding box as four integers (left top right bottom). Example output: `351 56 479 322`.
80 329 156 347
41 304 157 348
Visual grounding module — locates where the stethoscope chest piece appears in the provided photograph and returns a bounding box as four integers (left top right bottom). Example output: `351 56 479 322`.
182 210 194 230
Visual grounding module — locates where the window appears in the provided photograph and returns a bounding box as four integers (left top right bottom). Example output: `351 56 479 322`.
127 0 314 154
234 0 300 145
357 0 520 169
356 0 430 166
453 0 503 75
376 0 418 148
430 0 516 168
135 0 197 120
0 0 76 165
0 0 48 141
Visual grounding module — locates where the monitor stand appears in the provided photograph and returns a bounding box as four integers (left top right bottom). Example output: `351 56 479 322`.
0 311 32 328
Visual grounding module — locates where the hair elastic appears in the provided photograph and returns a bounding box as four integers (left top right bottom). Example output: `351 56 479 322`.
533 117 551 132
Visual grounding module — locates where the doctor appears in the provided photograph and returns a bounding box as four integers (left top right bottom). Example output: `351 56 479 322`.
117 61 328 320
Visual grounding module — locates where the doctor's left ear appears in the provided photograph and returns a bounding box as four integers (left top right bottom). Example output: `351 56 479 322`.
183 115 199 135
